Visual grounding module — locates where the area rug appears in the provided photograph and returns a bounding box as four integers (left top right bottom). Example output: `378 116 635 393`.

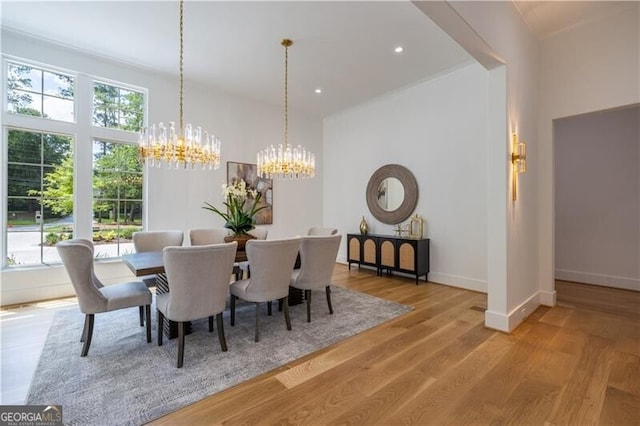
27 286 411 425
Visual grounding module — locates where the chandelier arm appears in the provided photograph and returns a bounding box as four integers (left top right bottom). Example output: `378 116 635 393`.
179 0 184 134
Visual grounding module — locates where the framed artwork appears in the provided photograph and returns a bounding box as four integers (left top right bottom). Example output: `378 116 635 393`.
226 161 273 225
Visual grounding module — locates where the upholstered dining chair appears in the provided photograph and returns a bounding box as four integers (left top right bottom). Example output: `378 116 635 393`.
248 226 268 240
290 234 342 322
237 226 268 279
307 226 338 236
229 238 300 342
189 228 227 246
56 239 152 356
157 242 237 368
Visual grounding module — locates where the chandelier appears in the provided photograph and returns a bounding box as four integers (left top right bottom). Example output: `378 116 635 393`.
257 39 315 179
138 0 221 170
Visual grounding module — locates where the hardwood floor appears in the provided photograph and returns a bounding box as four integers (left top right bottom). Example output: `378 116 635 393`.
148 267 640 425
1 265 638 424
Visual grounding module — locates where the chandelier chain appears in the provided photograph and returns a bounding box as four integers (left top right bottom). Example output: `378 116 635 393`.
179 0 184 133
283 41 289 149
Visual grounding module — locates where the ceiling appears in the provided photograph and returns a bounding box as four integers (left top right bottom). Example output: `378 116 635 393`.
1 1 627 117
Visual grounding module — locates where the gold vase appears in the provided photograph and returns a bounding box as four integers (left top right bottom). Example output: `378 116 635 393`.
359 217 368 235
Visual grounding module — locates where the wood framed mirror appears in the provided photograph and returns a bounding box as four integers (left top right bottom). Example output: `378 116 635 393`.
365 164 418 224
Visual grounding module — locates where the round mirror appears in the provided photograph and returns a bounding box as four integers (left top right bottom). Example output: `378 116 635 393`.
375 177 405 211
366 164 418 224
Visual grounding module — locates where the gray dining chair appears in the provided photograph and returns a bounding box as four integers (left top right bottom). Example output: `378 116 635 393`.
307 226 338 236
157 242 237 368
237 226 269 279
56 239 152 356
248 226 268 240
290 235 342 322
189 228 227 246
229 238 300 342
132 230 184 324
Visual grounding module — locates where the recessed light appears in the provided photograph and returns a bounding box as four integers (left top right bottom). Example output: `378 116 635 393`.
315 88 322 94
394 46 404 54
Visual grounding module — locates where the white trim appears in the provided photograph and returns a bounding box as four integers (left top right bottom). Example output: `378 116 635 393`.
555 269 640 292
485 291 541 332
539 290 556 306
427 272 487 293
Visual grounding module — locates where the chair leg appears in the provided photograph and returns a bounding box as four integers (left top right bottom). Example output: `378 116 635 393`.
278 299 283 312
145 305 152 343
157 310 164 347
80 316 88 342
177 322 185 368
305 290 312 323
283 296 292 331
326 285 334 315
80 314 94 357
254 302 260 342
230 295 236 326
139 306 144 326
267 301 272 316
216 312 227 352
209 316 214 332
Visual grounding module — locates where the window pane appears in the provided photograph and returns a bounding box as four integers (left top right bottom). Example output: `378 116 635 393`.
42 134 73 166
7 199 44 266
8 63 42 92
7 164 41 197
8 129 41 164
43 71 73 99
43 96 74 122
7 89 42 117
93 82 143 131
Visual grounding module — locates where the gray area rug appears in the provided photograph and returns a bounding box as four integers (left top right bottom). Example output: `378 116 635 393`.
27 286 411 425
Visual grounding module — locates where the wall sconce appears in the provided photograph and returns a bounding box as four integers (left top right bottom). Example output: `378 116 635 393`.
511 133 526 201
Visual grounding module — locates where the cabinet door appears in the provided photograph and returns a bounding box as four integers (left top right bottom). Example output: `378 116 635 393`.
398 242 416 272
380 240 395 268
348 236 361 261
363 238 377 264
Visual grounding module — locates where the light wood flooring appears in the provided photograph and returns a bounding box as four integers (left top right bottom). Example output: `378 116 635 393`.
1 264 639 425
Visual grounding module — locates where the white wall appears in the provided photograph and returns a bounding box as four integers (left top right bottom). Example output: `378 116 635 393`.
324 63 489 292
1 31 323 305
555 106 639 291
539 4 640 301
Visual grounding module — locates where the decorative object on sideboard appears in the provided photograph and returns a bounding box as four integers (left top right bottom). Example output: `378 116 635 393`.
359 216 369 235
202 179 267 249
257 39 315 179
393 223 409 237
366 164 418 224
137 0 221 170
408 214 424 239
511 132 527 201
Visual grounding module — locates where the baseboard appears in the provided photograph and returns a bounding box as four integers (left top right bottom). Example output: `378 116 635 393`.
555 269 640 291
485 291 541 333
427 272 487 293
539 290 556 306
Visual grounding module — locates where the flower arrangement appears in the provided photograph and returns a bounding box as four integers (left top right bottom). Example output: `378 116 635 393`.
203 179 267 236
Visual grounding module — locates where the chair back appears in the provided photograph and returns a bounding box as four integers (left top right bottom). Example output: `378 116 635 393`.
248 227 268 240
56 239 107 313
294 235 342 290
189 228 227 246
133 230 183 252
162 242 237 322
307 227 338 236
244 238 300 301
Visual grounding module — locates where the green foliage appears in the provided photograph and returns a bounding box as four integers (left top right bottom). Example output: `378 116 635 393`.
28 155 74 216
203 180 267 236
6 254 20 266
45 232 59 245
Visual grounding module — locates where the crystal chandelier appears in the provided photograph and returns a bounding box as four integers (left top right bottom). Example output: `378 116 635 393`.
257 39 315 179
138 0 221 170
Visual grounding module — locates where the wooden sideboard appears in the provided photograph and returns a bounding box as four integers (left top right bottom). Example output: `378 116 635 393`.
347 233 430 285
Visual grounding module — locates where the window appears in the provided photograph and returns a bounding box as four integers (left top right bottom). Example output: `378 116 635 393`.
93 82 143 131
6 62 74 122
6 129 74 266
3 59 146 268
92 140 143 258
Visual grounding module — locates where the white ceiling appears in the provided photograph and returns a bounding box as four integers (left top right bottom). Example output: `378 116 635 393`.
1 1 473 117
1 1 627 117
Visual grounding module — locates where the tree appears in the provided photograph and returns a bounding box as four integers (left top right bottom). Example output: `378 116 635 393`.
29 155 74 216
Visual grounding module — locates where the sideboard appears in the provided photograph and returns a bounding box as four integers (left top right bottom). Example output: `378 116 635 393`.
346 233 430 284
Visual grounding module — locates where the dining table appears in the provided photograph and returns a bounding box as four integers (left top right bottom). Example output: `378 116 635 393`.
121 249 302 339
